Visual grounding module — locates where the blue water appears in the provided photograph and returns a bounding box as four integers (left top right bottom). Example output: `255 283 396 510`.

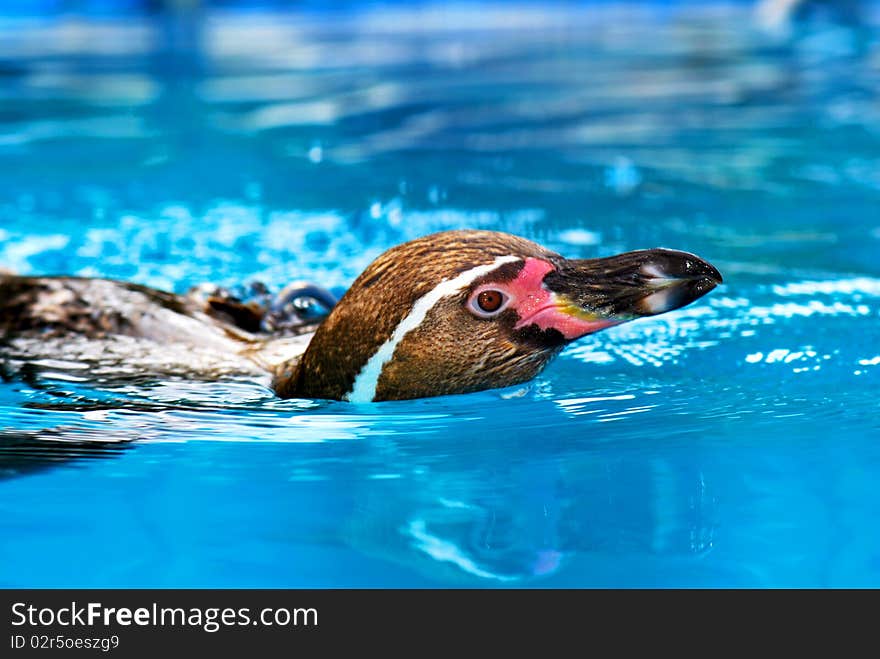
1 3 879 587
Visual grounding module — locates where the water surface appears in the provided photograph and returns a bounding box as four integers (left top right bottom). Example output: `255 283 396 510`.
1 3 879 587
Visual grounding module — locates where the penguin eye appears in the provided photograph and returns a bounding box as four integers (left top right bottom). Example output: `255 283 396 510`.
468 288 510 318
478 290 504 311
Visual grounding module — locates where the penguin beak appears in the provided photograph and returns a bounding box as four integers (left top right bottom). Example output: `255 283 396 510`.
537 248 723 337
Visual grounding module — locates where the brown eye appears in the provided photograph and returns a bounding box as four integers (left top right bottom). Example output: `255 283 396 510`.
477 290 504 312
468 288 511 318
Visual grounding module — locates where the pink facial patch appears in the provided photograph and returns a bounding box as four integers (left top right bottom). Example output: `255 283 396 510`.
507 257 620 340
518 306 620 340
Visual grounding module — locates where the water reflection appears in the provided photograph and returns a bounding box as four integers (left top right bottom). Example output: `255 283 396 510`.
343 436 715 584
0 385 719 584
0 428 131 478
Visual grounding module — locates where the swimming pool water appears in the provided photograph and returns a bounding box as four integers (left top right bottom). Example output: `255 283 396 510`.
1 3 879 587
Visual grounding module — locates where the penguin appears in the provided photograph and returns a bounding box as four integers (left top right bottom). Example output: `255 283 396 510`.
0 229 721 402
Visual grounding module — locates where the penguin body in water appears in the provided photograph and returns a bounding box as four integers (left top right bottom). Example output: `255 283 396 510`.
0 230 721 402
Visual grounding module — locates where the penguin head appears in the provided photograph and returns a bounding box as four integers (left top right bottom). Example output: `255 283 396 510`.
276 230 722 402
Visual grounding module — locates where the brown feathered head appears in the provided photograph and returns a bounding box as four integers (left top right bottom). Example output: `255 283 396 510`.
275 230 721 402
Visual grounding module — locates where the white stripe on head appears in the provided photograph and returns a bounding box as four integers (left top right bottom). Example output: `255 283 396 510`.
345 255 521 403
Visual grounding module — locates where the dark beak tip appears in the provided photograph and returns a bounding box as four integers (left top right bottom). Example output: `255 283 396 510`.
640 247 718 277
636 250 723 316
703 261 723 285
697 276 720 296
